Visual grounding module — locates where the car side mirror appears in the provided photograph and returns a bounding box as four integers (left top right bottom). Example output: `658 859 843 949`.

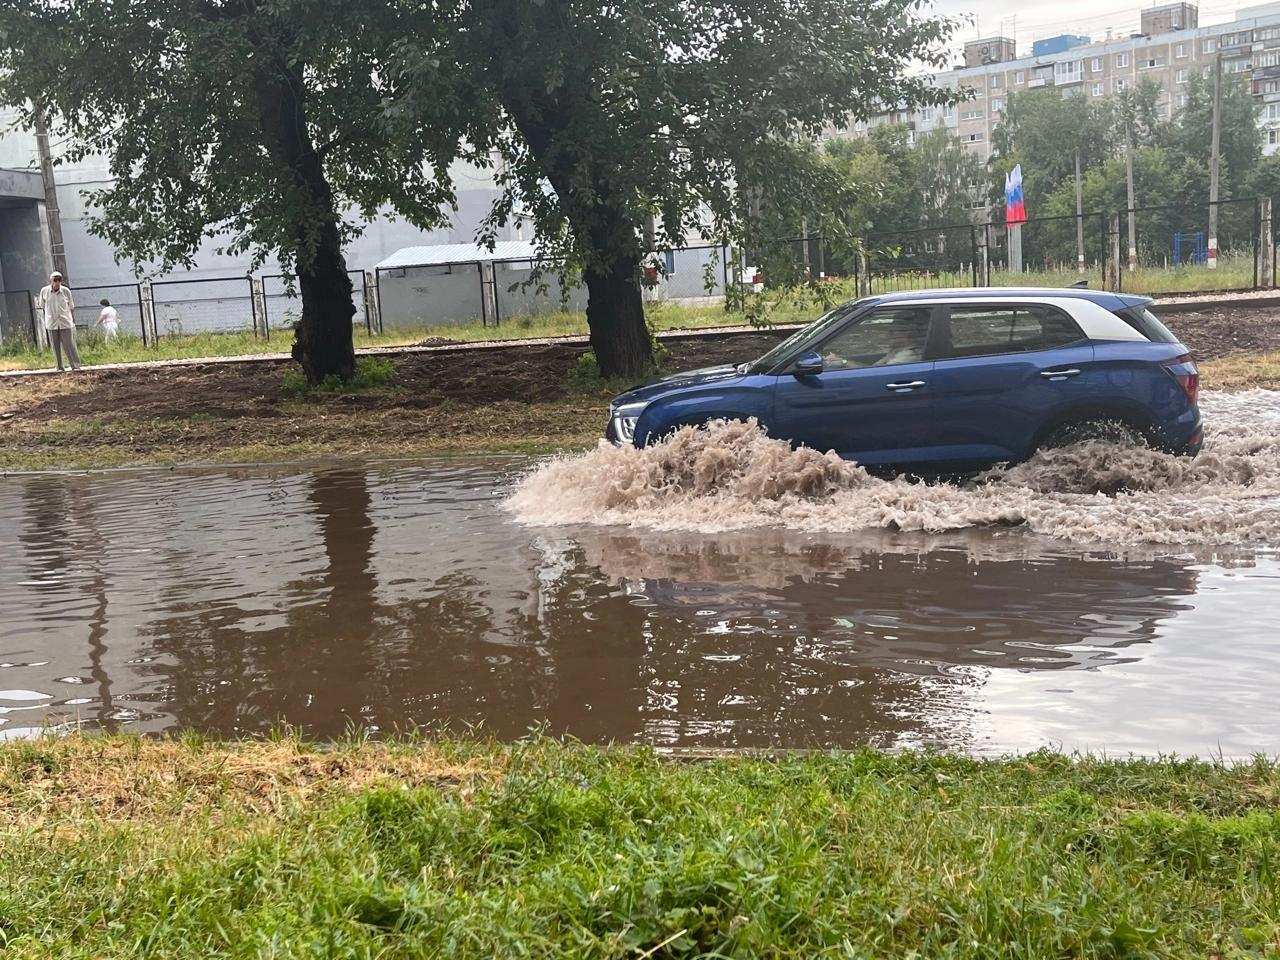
792 351 824 377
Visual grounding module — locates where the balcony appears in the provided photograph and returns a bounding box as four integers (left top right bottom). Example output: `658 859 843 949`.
1028 76 1052 88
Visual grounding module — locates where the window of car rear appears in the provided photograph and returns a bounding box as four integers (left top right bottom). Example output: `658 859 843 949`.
1112 306 1180 343
933 304 1085 360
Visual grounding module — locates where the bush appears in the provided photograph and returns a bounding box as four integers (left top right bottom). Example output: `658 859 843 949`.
281 356 397 397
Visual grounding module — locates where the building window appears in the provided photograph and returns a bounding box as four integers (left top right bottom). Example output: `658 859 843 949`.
1054 60 1081 81
1091 56 1103 71
960 109 984 120
1178 93 1189 107
991 98 1003 111
1176 68 1188 83
943 105 956 122
1116 52 1129 68
1115 77 1128 92
1091 81 1104 96
962 133 984 143
919 106 933 122
991 74 1003 89
1014 70 1024 83
1259 53 1280 68
1258 26 1280 41
1204 38 1216 53
1270 128 1280 145
1265 103 1280 121
1175 42 1187 58
1227 59 1251 74
1141 57 1163 68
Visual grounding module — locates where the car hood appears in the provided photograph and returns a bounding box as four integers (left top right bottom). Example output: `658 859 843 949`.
610 364 743 407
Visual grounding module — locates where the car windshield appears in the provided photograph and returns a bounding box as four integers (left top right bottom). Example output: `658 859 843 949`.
742 300 864 374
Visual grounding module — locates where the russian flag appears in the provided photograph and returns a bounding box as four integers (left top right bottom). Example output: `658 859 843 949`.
1005 163 1027 224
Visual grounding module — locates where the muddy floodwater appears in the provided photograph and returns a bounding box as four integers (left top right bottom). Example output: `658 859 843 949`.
3 390 1280 755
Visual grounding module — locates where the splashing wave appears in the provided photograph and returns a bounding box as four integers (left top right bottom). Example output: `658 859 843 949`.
505 390 1280 545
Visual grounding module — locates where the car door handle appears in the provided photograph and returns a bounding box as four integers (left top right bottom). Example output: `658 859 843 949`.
885 380 926 391
1039 368 1081 378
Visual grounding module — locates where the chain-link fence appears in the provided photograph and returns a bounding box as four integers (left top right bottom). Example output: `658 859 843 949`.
71 282 147 344
150 275 258 338
262 271 369 336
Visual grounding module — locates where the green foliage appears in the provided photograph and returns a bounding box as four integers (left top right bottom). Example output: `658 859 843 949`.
281 356 396 397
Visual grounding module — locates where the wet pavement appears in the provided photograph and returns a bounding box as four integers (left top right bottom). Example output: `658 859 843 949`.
1 458 1277 755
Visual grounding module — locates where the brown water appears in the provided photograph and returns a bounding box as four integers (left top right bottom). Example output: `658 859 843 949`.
1 446 1277 755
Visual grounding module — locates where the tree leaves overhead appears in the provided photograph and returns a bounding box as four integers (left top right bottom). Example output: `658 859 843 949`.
431 0 958 267
0 0 474 275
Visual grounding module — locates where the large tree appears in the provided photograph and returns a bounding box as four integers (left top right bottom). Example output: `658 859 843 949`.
0 0 468 383
444 0 955 378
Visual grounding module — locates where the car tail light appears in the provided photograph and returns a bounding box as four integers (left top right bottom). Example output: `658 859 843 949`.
1164 353 1199 405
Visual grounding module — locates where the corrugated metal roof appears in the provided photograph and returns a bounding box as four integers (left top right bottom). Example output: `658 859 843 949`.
374 240 541 270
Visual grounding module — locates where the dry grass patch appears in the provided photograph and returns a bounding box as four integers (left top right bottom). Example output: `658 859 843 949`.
0 734 497 828
1200 351 1280 390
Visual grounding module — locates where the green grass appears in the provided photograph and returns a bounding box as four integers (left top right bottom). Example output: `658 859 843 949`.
280 356 398 397
868 251 1262 296
2 735 1279 958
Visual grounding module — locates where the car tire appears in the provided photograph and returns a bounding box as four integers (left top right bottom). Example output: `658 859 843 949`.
1038 417 1148 451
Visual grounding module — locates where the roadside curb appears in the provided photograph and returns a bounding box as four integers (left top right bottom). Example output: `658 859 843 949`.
0 292 1268 380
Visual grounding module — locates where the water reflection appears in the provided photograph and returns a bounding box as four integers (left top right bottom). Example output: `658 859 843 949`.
0 462 1275 755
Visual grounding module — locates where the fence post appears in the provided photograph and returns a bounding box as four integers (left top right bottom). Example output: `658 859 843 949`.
134 282 147 346
362 271 377 335
977 223 990 286
969 227 979 287
1256 198 1269 289
26 290 40 348
140 281 156 343
857 248 870 297
1109 214 1122 292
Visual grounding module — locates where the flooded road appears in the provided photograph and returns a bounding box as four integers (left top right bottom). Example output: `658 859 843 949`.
2 427 1277 755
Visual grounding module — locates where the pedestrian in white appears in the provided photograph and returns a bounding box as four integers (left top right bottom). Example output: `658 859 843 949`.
34 271 81 371
97 298 120 342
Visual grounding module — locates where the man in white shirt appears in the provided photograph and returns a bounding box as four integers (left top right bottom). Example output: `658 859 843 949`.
34 271 81 371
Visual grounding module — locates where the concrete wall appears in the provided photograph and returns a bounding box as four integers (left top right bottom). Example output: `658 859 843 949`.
378 262 489 329
0 202 50 294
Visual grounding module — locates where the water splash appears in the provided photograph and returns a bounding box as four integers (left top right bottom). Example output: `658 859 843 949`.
505 390 1280 545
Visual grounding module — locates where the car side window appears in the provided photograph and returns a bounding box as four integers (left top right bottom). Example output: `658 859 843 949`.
937 305 1084 360
815 307 932 370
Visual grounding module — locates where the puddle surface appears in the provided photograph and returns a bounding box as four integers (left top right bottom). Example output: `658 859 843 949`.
2 395 1279 755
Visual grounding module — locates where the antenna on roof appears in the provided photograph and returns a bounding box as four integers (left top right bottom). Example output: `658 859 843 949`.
1070 279 1089 288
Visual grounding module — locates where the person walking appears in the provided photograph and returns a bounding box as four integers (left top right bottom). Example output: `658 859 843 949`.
35 271 81 371
96 298 119 342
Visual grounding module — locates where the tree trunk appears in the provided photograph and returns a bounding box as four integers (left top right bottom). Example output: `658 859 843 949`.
294 230 356 384
254 56 356 384
583 253 651 379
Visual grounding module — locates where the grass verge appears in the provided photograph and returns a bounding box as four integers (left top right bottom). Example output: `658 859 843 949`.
1 734 1278 958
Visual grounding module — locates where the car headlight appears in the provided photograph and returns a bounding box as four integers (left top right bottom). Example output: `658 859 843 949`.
610 401 647 444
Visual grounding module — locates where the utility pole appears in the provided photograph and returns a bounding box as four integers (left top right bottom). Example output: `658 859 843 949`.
1074 150 1086 274
1208 49 1223 269
1124 133 1137 272
33 105 68 279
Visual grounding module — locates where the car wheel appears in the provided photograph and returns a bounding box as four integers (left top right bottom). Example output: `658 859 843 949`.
1038 418 1148 451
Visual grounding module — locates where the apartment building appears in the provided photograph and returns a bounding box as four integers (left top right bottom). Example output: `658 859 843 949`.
836 2 1280 161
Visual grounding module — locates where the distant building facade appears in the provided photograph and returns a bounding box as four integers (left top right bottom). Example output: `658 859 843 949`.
831 2 1280 164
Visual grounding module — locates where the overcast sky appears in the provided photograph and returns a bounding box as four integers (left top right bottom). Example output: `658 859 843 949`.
928 0 1257 59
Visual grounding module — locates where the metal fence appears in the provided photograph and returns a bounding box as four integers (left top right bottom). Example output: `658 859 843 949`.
1119 197 1260 295
262 271 370 336
861 224 979 294
150 275 258 339
72 282 147 345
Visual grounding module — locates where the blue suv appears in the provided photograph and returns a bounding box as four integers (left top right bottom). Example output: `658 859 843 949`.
606 289 1202 468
